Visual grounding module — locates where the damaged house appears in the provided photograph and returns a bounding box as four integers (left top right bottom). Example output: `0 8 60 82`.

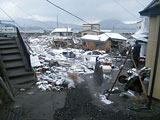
50 27 74 48
81 32 127 53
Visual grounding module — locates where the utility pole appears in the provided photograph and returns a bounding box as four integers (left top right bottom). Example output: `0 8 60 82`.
57 15 59 28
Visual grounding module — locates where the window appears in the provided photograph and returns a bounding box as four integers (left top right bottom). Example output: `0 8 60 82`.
94 43 104 48
83 42 88 46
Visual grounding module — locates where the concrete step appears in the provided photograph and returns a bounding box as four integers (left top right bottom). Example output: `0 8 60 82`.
4 60 23 68
0 44 17 49
2 54 22 61
10 74 36 85
5 62 24 69
7 67 27 77
8 70 34 78
0 40 16 45
0 48 20 54
0 38 14 41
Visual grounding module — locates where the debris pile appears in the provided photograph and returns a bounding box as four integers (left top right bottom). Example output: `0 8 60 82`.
28 37 93 91
28 36 114 91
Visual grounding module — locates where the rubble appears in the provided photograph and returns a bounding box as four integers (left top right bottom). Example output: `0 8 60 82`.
101 65 112 74
28 37 93 91
99 94 113 105
28 36 114 91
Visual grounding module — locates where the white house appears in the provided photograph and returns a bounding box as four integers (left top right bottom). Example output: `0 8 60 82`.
50 27 73 39
132 17 150 58
0 21 16 37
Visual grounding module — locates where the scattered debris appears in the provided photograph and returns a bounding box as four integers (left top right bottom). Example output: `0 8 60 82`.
99 94 113 105
102 87 121 95
27 36 116 91
101 65 112 74
119 90 136 99
19 88 26 92
29 37 108 91
118 67 151 94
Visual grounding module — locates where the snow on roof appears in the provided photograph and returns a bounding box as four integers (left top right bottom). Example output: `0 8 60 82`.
81 34 109 42
99 33 110 41
100 30 112 33
105 33 127 40
132 31 148 42
81 32 127 42
52 27 73 33
81 35 100 41
132 17 149 42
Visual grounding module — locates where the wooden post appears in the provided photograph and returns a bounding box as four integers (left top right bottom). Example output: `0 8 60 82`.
107 48 131 99
130 51 149 103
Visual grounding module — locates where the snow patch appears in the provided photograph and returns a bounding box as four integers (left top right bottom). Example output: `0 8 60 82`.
99 94 113 105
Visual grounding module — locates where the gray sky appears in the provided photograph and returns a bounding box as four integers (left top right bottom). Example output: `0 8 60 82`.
0 0 152 24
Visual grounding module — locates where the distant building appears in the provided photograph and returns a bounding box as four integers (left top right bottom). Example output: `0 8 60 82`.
81 32 127 52
0 20 16 37
81 24 100 36
50 27 74 48
50 27 73 38
136 20 142 31
83 24 100 31
81 34 111 51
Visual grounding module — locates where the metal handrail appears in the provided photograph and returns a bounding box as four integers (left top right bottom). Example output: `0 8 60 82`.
16 27 32 70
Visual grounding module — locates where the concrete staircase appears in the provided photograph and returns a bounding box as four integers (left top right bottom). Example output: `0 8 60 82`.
0 37 36 88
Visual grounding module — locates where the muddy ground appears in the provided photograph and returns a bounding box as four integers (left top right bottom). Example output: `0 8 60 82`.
1 61 160 120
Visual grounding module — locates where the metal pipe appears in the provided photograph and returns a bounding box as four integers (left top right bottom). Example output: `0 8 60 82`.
148 18 160 109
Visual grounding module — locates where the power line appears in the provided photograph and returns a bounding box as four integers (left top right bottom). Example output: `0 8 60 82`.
135 0 145 7
113 0 139 20
46 0 90 24
0 7 26 33
0 7 33 52
0 7 15 23
9 0 51 28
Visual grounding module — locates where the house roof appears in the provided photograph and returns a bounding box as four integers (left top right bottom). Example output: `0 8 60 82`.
100 30 112 33
105 33 127 40
81 34 107 41
81 33 127 42
132 17 149 43
51 27 73 33
132 31 148 43
139 0 160 16
81 29 99 33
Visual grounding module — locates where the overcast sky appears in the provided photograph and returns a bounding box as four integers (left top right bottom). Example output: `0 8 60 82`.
0 0 152 24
